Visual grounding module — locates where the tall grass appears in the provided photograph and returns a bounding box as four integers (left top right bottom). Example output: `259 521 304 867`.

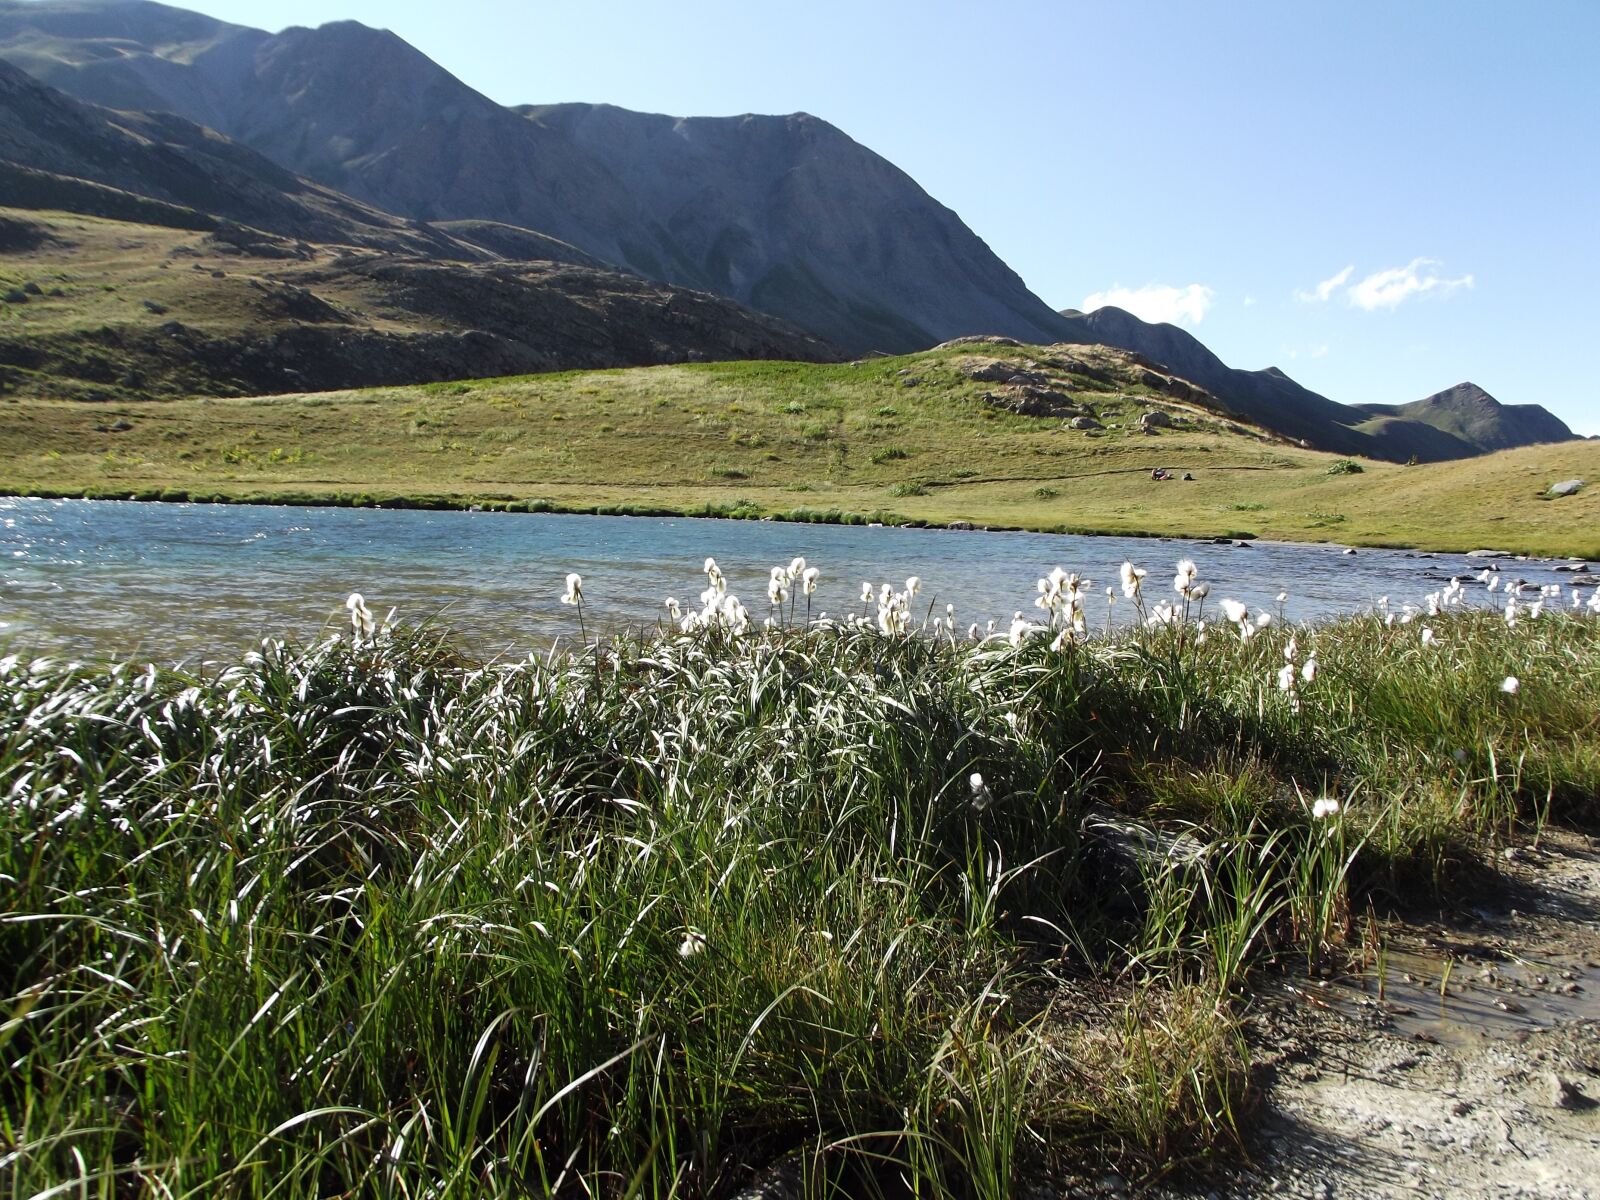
3 574 1596 1197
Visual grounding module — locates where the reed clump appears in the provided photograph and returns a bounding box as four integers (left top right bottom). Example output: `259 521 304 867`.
3 556 1597 1197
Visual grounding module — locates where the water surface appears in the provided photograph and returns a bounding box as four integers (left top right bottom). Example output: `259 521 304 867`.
0 498 1574 662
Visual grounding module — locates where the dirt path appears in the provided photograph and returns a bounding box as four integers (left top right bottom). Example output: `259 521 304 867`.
1188 832 1600 1199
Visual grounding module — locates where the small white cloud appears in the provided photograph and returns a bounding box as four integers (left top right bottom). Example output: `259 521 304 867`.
1347 259 1473 311
1310 343 1329 359
1242 294 1258 308
1081 283 1214 326
1295 265 1354 304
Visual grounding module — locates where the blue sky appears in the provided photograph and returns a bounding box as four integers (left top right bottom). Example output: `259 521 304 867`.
103 0 1600 433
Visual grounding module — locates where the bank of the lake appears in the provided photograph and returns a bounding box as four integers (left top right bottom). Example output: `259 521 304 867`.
2 346 1595 557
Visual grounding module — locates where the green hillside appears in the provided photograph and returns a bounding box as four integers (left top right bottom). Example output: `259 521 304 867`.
3 334 1596 557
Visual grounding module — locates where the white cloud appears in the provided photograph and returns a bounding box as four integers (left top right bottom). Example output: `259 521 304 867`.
1081 283 1214 326
1346 259 1473 311
1295 265 1353 304
1242 294 1258 308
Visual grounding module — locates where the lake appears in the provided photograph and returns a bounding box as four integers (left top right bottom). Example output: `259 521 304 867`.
0 497 1574 661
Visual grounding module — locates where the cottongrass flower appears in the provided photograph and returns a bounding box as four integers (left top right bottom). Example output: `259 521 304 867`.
345 592 375 645
905 576 921 599
1007 612 1033 647
969 771 993 811
788 556 806 582
1173 559 1199 599
1420 627 1436 648
678 928 707 959
768 567 789 607
1501 676 1520 695
801 566 820 596
664 597 682 625
1301 657 1317 683
1311 797 1340 820
1119 561 1147 599
560 573 583 606
1221 597 1265 640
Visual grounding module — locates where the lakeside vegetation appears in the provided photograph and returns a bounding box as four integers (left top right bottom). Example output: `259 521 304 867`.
2 341 1596 556
5 552 1599 1197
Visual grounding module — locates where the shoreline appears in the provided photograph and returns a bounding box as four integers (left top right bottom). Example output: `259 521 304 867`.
3 484 1591 562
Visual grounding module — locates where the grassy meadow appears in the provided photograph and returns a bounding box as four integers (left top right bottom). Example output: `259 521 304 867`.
2 334 1596 556
5 550 1600 1197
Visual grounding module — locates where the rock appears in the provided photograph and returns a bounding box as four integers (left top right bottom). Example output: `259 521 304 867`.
1548 479 1583 497
1068 416 1102 430
1343 548 1358 555
960 359 1049 386
1550 1075 1592 1109
946 520 974 530
934 335 1022 350
1467 549 1512 558
22 281 42 295
1554 562 1589 572
1139 409 1172 430
2 287 27 303
142 299 169 314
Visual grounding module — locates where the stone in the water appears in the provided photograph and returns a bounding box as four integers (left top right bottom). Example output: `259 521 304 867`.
1548 479 1583 497
1466 549 1511 558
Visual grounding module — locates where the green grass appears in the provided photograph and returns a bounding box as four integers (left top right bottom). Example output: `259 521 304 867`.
4 571 1597 1197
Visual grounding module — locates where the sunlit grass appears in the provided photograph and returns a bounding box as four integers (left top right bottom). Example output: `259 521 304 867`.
3 555 1597 1196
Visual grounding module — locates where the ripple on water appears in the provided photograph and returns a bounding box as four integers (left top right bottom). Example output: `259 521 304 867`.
0 498 1587 662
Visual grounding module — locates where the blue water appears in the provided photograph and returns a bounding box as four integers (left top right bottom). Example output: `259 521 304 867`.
0 498 1573 661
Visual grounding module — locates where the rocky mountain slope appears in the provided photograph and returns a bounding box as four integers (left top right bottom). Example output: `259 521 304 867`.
0 57 597 263
0 206 835 402
1057 305 1578 462
0 0 1070 355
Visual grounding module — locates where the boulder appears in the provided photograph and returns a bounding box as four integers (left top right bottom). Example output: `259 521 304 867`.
1139 410 1172 430
1548 478 1583 497
1068 416 1103 431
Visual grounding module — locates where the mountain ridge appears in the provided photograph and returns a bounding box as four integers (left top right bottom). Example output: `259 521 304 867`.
1055 305 1575 462
0 0 1071 354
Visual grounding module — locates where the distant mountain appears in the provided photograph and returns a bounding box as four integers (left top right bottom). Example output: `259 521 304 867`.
1056 306 1576 462
1354 383 1579 455
0 0 1071 354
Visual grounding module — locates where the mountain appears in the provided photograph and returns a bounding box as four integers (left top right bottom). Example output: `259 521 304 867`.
1056 305 1576 462
0 56 599 263
1354 383 1579 455
0 61 836 399
0 207 836 402
0 1 1580 461
0 0 1071 354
